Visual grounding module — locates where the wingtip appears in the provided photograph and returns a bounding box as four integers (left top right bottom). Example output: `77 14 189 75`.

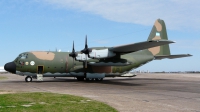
168 40 176 43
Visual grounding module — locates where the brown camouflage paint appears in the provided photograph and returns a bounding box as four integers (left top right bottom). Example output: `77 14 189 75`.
148 36 161 55
31 52 55 60
92 66 112 73
154 20 162 31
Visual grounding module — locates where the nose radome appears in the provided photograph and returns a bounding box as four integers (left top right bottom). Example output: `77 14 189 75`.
4 62 16 74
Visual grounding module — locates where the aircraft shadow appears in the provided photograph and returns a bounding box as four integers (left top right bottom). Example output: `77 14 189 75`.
1 77 171 87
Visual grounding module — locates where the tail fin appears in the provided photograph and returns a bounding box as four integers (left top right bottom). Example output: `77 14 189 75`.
148 19 171 56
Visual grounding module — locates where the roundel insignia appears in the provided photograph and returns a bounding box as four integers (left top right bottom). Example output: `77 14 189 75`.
25 62 29 65
30 61 35 66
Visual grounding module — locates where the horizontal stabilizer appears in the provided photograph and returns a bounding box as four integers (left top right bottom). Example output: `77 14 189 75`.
109 39 174 53
154 54 192 60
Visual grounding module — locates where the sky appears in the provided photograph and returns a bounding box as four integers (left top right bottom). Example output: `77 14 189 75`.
0 0 199 72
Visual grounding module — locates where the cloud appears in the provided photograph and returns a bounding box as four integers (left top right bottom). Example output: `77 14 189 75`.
41 0 200 31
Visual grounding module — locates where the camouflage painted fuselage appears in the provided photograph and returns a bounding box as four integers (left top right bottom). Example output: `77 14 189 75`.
14 49 154 77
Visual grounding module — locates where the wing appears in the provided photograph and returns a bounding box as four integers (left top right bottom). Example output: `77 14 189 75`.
75 39 174 60
154 54 192 60
109 39 174 53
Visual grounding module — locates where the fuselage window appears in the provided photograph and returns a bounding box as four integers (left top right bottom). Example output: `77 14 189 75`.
19 61 24 65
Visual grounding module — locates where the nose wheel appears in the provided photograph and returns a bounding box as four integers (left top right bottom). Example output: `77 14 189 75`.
25 76 32 82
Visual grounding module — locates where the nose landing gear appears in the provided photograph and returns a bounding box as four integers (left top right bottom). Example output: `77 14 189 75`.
25 76 32 82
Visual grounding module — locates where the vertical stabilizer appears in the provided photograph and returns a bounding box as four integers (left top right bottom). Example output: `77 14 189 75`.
148 19 171 56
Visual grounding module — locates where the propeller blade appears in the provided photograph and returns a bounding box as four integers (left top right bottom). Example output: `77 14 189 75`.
73 58 76 68
85 35 88 49
69 41 77 57
69 41 77 67
81 35 91 54
80 35 91 69
85 54 87 68
73 58 74 68
73 41 75 52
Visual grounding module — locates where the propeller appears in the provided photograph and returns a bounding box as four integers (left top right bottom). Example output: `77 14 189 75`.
81 35 91 68
69 41 77 67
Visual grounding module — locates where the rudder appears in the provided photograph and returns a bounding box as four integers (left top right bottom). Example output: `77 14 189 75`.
148 19 171 56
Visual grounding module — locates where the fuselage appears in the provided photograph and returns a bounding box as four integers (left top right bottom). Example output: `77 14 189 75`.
4 49 154 77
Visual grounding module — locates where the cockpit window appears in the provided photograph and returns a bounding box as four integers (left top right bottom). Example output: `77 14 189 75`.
18 54 28 59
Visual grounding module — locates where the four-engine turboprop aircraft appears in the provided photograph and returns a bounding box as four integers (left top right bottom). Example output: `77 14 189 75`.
4 19 192 82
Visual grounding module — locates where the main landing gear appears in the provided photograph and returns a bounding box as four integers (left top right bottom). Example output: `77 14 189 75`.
25 76 32 82
95 78 103 81
76 77 103 81
76 77 85 81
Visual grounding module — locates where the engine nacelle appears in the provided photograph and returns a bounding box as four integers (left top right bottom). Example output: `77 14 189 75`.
89 49 116 59
75 53 90 61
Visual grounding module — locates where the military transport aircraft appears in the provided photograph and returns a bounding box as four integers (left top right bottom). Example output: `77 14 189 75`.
4 19 192 82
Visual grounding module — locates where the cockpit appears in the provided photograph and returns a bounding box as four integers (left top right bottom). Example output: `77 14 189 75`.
14 53 29 66
18 53 28 59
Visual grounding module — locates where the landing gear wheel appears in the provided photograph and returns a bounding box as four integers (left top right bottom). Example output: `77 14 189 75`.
76 77 85 81
86 78 94 81
25 76 32 82
95 78 103 81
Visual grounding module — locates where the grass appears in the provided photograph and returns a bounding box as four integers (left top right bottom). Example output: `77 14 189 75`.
0 92 117 112
0 76 7 80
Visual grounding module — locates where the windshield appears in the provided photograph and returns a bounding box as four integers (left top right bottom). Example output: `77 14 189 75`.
18 53 28 59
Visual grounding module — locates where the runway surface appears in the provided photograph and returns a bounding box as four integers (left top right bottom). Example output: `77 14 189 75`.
0 73 200 112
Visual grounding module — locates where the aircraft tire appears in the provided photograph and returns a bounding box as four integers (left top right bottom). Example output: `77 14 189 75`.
95 78 103 81
25 76 32 82
76 77 84 81
85 78 94 81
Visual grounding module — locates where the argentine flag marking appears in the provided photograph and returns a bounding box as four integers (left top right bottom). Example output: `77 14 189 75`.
156 32 160 36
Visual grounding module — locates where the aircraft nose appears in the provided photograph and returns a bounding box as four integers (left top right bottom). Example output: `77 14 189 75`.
4 62 16 74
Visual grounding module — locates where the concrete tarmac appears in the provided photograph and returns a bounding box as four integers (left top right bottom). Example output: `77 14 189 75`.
0 73 200 112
